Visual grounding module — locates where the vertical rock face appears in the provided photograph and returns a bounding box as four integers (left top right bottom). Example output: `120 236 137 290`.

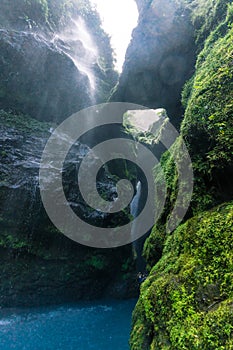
0 0 118 122
0 1 135 307
135 0 151 12
0 29 93 123
0 110 136 307
129 1 233 349
112 0 196 126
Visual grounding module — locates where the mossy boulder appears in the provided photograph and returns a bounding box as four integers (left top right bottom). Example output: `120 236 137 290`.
131 202 233 349
123 108 168 145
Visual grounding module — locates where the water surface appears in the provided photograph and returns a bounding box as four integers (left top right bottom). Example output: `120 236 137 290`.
0 299 136 350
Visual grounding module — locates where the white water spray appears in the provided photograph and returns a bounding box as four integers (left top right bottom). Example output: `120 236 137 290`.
52 17 98 97
130 181 142 243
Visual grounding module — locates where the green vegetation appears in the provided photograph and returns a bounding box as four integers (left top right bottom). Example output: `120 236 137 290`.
0 110 52 135
86 255 108 270
145 3 233 249
0 0 100 32
0 232 29 250
131 2 233 349
0 0 117 107
189 0 229 48
131 202 233 349
182 4 233 212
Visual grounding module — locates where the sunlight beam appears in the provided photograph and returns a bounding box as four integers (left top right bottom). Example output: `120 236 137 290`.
91 0 138 72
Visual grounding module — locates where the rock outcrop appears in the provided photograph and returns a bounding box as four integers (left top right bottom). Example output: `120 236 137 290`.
112 0 197 127
131 202 233 349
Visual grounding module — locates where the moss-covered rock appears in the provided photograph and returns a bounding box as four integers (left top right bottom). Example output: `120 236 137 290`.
189 0 229 48
130 2 233 349
123 108 168 146
181 4 233 212
144 4 233 265
131 202 233 349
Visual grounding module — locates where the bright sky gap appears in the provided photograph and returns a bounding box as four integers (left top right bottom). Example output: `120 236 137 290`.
91 0 139 72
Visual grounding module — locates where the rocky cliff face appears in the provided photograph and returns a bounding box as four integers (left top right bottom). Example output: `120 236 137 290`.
0 0 117 122
112 0 197 127
0 110 137 307
129 0 233 349
0 1 135 307
0 29 93 123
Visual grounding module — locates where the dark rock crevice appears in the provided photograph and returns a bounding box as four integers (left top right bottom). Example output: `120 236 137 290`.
112 0 197 128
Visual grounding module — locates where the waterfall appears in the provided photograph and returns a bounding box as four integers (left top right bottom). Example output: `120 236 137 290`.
130 181 148 273
52 17 98 101
130 181 141 240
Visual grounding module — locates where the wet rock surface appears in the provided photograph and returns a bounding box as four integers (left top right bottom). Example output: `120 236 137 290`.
0 113 136 307
0 1 118 122
0 29 92 123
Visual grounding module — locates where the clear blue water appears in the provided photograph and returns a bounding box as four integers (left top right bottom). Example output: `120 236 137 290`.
0 299 136 350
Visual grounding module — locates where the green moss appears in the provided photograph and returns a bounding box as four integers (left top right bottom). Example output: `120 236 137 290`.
132 3 233 349
189 0 229 48
0 110 52 135
181 10 233 211
86 255 108 271
143 143 178 267
0 229 60 259
0 232 29 250
152 5 233 235
144 135 192 268
130 202 233 349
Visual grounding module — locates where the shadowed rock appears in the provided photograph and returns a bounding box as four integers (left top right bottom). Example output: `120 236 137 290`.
111 0 196 127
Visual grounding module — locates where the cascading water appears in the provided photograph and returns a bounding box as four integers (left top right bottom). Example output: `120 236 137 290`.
130 181 148 273
130 181 142 241
52 17 98 102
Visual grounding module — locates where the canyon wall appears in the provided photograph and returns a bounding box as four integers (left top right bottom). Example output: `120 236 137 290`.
129 1 233 349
